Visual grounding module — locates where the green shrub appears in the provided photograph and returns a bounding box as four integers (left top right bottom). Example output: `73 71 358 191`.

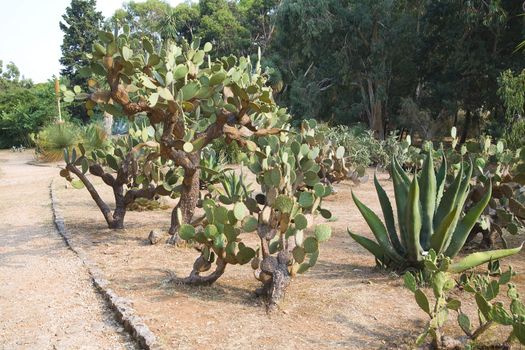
80 122 110 153
199 148 227 188
213 170 252 204
319 124 377 170
35 121 82 162
0 81 62 148
209 137 246 164
504 118 525 151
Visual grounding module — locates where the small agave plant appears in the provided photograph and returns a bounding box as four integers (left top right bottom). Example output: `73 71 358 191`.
215 170 253 205
348 144 522 272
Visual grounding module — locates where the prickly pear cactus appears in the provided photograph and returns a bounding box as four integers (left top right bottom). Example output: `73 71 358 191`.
459 265 525 346
59 121 176 228
178 117 333 310
457 138 525 248
406 252 525 347
245 119 333 310
177 197 257 285
299 120 367 185
62 27 287 240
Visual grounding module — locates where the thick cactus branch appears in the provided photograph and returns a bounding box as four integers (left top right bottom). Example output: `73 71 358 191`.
180 256 227 286
89 164 115 186
66 163 115 227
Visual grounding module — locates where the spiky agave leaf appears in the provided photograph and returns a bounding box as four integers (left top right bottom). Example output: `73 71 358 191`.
391 157 411 248
374 174 404 255
419 147 437 250
448 244 523 273
406 176 423 263
445 183 492 258
351 191 404 263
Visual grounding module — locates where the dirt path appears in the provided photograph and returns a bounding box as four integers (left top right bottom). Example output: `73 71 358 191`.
0 150 136 350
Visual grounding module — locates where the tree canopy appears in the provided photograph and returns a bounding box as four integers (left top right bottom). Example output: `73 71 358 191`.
99 0 524 139
60 0 103 120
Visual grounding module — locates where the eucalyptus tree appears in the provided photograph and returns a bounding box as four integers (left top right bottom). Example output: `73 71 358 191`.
271 0 420 138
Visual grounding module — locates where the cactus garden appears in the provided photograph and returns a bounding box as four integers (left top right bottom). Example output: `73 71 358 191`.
2 0 525 349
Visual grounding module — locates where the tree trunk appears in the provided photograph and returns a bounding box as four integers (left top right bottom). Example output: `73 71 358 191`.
103 111 113 137
168 164 201 243
460 109 472 144
371 101 385 140
362 78 385 140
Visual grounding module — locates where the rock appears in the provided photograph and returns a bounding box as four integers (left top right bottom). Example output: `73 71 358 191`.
148 230 165 245
441 336 463 350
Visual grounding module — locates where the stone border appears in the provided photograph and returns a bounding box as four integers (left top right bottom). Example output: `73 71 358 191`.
49 179 161 350
27 160 62 168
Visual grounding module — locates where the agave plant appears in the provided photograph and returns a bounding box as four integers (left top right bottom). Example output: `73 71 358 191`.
199 148 227 188
348 145 522 272
215 170 253 205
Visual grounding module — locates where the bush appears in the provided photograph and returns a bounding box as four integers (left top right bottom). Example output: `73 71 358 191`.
35 121 82 162
80 122 110 153
505 118 525 151
317 124 422 174
199 148 227 188
0 81 62 148
208 137 246 164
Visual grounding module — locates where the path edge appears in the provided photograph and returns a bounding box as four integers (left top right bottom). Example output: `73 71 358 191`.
49 179 161 350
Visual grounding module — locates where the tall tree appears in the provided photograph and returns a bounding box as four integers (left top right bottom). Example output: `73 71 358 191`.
109 0 259 57
59 0 103 120
112 0 170 44
418 0 524 141
239 0 281 53
198 0 251 56
0 60 33 90
271 0 419 138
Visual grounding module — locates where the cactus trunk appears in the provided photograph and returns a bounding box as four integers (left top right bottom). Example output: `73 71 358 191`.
182 256 227 286
266 262 291 312
66 163 117 228
169 158 201 243
111 185 126 229
258 255 291 312
64 153 157 230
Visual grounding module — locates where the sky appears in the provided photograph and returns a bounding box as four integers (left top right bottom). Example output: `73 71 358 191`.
0 0 185 83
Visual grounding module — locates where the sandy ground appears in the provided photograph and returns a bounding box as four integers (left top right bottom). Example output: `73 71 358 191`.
0 150 136 350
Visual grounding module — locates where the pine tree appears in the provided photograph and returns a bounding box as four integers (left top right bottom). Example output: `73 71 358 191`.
59 0 103 120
